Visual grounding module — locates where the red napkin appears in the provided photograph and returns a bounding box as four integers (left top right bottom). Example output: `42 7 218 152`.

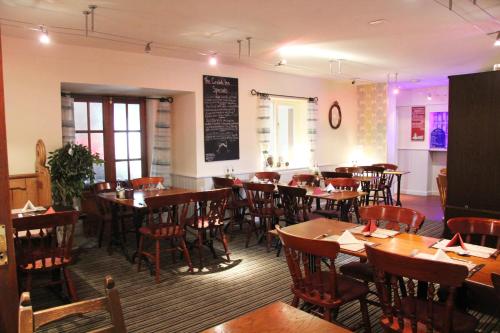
446 233 467 250
362 220 377 233
44 207 56 215
233 178 242 185
288 179 298 186
313 187 323 195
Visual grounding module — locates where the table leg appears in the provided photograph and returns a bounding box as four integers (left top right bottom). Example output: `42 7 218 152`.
109 203 132 262
395 174 403 207
340 200 350 222
131 209 146 263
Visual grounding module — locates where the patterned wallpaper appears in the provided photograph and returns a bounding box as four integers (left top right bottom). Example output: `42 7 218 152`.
356 83 388 163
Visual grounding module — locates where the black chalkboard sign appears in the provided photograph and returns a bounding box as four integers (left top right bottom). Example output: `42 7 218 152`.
203 75 239 162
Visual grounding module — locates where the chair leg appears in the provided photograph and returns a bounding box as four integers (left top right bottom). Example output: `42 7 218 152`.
98 217 106 248
291 296 299 307
171 238 176 263
180 238 193 273
219 227 231 261
245 216 256 248
155 240 161 284
359 298 371 333
197 230 204 268
323 307 331 322
63 268 78 302
137 235 144 272
266 218 272 253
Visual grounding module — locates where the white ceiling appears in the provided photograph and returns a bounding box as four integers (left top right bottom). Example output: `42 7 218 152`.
1 0 500 86
61 82 185 97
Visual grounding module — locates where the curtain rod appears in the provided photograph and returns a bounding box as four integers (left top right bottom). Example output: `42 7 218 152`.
61 93 173 103
250 89 318 103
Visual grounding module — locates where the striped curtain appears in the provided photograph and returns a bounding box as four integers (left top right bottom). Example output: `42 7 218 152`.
150 100 172 186
307 99 318 165
61 95 75 144
257 94 272 167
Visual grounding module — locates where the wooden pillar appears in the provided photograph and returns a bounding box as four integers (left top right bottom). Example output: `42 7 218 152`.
0 27 19 333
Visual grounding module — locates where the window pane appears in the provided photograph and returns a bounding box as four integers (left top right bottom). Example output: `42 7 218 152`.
93 163 105 182
128 132 141 159
129 160 142 180
114 132 128 159
114 103 127 130
128 104 141 131
75 133 88 147
89 103 103 130
74 102 88 130
115 161 128 180
90 133 104 159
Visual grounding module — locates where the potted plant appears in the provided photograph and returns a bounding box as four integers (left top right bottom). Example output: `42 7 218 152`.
47 142 103 208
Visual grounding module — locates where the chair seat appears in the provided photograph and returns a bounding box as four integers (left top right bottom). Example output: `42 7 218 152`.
339 262 374 282
19 257 72 270
394 297 478 333
138 225 182 238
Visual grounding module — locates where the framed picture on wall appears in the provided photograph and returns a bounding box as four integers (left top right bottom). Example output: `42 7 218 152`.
411 106 425 141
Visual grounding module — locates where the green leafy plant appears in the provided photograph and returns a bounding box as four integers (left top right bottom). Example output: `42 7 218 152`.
48 142 103 206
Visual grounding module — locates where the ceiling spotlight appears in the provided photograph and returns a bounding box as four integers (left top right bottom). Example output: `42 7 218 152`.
209 55 217 66
38 26 50 44
495 32 500 46
145 42 152 54
276 59 287 66
427 93 432 101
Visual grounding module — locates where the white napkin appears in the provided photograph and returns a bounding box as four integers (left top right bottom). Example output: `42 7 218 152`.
250 176 259 183
433 249 454 263
156 182 165 190
325 183 335 193
337 230 362 244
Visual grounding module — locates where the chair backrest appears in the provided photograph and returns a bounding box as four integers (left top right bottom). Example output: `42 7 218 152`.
437 173 447 214
447 217 500 249
359 205 425 233
365 245 468 333
254 172 280 182
277 185 312 224
212 177 238 201
292 174 316 186
321 171 352 179
189 189 230 228
276 226 341 303
93 182 116 215
372 163 398 171
130 177 164 189
18 276 126 333
144 193 193 237
324 177 360 191
335 167 364 175
359 166 385 188
14 211 79 269
243 182 276 217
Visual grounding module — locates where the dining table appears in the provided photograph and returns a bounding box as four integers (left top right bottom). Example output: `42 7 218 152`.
272 218 499 288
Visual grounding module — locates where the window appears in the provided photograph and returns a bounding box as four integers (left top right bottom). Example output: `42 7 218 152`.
269 98 308 167
73 96 146 182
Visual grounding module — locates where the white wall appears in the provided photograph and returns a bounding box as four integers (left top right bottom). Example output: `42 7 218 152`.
396 85 448 195
2 36 359 178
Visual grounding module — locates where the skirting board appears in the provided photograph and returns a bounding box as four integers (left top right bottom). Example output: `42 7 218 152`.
401 189 438 196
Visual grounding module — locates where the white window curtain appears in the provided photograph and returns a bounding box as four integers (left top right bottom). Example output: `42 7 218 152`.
307 99 318 165
150 100 172 186
61 95 75 144
257 94 272 167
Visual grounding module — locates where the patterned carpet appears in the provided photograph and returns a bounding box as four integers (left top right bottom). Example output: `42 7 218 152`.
31 218 499 333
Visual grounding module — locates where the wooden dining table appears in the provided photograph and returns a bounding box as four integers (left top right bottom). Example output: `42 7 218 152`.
383 170 410 207
201 301 352 333
274 218 499 288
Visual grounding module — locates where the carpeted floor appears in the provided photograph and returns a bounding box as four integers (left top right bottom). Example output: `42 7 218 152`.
31 217 499 333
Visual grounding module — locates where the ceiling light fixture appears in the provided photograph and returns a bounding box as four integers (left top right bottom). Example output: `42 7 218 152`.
38 26 50 44
495 32 500 46
145 42 152 53
369 19 386 25
209 54 217 66
427 93 432 101
89 5 97 32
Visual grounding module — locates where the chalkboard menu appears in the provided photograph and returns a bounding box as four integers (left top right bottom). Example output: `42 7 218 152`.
203 75 239 162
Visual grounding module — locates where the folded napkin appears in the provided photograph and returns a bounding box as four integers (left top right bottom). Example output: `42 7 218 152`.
447 233 467 250
21 200 36 213
362 220 378 234
313 187 323 195
233 178 242 185
250 176 259 183
433 249 455 263
337 230 362 244
156 182 165 190
288 179 298 186
44 207 56 215
325 183 335 193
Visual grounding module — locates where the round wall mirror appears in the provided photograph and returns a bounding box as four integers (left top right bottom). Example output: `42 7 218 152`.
329 101 342 129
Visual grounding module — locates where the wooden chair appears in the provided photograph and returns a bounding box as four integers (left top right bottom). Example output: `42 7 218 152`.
340 205 425 283
186 189 231 268
212 177 249 232
437 173 447 216
137 193 193 283
291 174 316 186
365 245 477 333
277 185 320 225
359 166 386 205
243 182 282 251
130 177 164 190
254 171 280 182
320 171 352 179
18 276 126 333
315 178 360 220
276 226 371 330
14 211 79 302
335 167 364 175
373 163 398 205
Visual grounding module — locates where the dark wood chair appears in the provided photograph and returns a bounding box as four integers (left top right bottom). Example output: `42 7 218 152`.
340 205 425 283
137 193 193 283
276 226 371 330
365 245 478 333
321 171 352 179
212 177 249 232
359 166 386 205
18 276 126 333
243 182 282 251
130 177 164 190
315 178 360 220
277 185 320 225
186 189 231 268
14 211 79 302
291 174 316 186
335 167 364 175
373 163 398 205
254 171 280 182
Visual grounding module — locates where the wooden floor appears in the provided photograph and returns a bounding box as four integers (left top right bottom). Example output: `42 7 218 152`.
398 194 443 222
